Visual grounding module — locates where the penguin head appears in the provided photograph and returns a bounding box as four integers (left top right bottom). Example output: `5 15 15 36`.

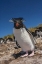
12 17 24 29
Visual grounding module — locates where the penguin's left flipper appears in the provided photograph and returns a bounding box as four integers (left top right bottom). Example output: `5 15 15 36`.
24 25 36 48
23 24 33 36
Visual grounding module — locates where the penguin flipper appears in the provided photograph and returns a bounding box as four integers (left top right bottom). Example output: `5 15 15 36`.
16 41 21 48
14 36 21 49
23 24 32 35
23 25 36 46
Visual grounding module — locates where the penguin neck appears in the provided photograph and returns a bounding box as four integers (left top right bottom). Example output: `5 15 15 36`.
14 27 25 34
14 27 22 30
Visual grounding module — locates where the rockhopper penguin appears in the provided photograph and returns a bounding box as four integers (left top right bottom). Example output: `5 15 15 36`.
11 17 36 57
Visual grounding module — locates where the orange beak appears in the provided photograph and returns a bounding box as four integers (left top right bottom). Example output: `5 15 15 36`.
16 23 19 27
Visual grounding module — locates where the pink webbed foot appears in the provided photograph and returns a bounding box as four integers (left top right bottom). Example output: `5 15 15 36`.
28 51 34 57
20 51 34 57
20 52 28 57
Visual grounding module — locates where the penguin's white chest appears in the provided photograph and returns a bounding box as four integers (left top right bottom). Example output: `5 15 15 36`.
14 28 34 51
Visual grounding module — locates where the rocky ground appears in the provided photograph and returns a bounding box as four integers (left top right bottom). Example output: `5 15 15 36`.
0 38 42 64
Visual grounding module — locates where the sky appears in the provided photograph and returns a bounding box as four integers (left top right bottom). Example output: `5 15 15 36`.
0 0 42 38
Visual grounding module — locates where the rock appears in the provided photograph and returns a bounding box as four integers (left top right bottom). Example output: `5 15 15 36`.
0 41 42 64
36 38 42 44
39 45 42 50
0 60 9 64
9 57 42 64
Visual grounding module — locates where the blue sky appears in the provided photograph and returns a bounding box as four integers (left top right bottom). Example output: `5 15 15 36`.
0 0 42 38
